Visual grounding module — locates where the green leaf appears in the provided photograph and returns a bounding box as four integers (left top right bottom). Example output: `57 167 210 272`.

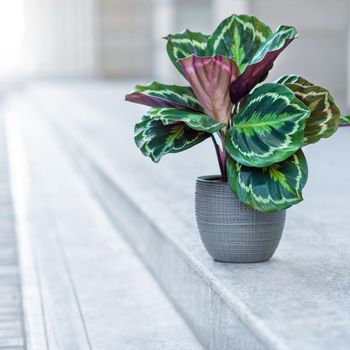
250 25 298 65
340 115 350 125
275 75 311 86
225 83 310 168
166 30 208 76
229 25 299 103
125 82 203 111
148 108 225 133
227 150 308 212
206 14 272 72
276 75 341 145
135 115 210 162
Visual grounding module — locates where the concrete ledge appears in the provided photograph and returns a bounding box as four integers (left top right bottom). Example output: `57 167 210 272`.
6 98 203 350
24 82 350 350
64 139 269 350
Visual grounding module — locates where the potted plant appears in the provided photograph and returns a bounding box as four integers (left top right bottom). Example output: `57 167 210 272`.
126 14 350 263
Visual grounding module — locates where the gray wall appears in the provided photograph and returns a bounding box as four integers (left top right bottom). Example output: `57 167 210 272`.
24 0 348 110
250 0 350 111
148 0 350 111
98 0 153 79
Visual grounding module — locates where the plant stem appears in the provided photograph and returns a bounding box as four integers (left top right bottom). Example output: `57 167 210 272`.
213 104 240 182
219 132 228 182
232 103 239 120
211 134 225 180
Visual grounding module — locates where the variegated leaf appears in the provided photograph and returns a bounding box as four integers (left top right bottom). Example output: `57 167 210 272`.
275 74 311 86
227 150 308 212
230 26 299 103
179 55 240 124
125 82 202 111
148 108 225 133
276 75 341 144
135 115 210 162
225 83 310 168
206 14 272 72
340 115 350 126
166 30 208 76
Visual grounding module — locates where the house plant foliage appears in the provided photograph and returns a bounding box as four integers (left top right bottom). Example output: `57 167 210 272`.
126 14 349 213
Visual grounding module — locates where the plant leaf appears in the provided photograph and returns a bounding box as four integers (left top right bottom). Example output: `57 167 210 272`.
227 150 308 212
148 108 225 133
276 75 341 144
225 83 310 168
166 30 208 76
206 14 272 72
230 25 299 103
340 115 350 126
135 115 210 162
178 55 240 124
275 75 311 86
125 82 203 111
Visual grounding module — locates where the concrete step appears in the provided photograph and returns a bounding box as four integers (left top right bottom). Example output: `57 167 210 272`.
8 82 350 350
0 110 25 350
5 96 203 350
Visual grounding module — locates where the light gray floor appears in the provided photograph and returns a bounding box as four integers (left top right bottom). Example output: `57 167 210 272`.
0 113 25 350
16 81 349 350
3 81 350 349
6 98 202 350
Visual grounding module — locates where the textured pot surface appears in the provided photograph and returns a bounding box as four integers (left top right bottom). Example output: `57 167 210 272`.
195 175 286 263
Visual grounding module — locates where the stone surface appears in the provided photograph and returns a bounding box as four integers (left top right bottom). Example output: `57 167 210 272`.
6 81 350 349
6 94 202 350
0 111 25 350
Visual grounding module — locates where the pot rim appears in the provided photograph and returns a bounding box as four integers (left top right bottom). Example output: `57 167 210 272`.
196 175 227 184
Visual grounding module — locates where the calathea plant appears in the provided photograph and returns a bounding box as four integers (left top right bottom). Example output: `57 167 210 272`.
126 14 349 213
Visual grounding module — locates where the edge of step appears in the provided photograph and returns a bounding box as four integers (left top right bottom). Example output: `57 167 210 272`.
46 116 286 350
6 108 204 350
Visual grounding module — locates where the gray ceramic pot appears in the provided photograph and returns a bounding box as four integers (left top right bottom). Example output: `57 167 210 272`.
195 175 286 263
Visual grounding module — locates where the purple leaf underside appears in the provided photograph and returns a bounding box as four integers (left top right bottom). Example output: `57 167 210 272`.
180 55 240 124
125 92 187 109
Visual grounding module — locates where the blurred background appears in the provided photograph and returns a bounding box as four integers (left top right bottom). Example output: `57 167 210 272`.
0 0 349 112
